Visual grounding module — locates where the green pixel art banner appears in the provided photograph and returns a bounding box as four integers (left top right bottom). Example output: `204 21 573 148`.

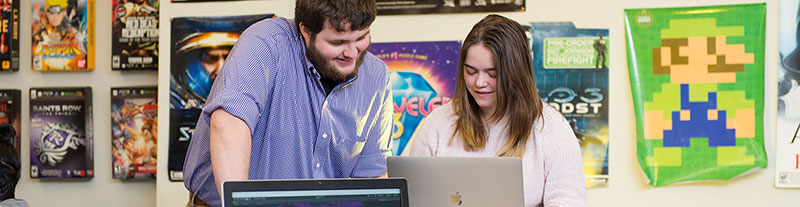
624 4 767 186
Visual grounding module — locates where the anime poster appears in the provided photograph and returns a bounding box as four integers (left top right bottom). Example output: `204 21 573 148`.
112 0 158 70
0 0 19 71
32 0 95 71
369 41 460 156
624 4 767 186
169 14 272 181
376 0 523 15
111 87 157 179
530 22 609 188
29 87 93 179
0 90 21 156
777 0 800 188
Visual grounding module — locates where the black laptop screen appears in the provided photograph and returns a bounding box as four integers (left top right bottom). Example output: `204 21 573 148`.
223 178 408 207
231 188 402 207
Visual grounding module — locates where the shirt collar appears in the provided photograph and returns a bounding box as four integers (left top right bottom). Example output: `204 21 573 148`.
296 30 321 80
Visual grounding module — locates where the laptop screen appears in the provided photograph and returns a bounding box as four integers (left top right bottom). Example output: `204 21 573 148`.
223 178 408 207
231 188 402 206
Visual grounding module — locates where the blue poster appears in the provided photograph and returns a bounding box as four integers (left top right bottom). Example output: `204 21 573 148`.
531 22 609 187
168 14 272 181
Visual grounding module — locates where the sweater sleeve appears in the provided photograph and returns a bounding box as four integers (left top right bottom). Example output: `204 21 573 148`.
408 115 438 156
408 104 452 156
540 109 587 207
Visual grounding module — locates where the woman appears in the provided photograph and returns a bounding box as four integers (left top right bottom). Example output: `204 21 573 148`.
409 14 586 207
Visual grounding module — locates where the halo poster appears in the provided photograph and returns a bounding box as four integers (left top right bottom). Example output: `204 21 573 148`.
777 0 800 188
625 4 767 186
530 22 609 188
369 41 460 156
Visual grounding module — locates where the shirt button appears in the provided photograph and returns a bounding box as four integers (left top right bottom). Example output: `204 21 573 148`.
316 163 321 168
322 133 328 138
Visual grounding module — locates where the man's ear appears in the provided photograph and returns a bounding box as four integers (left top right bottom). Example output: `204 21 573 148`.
299 22 311 42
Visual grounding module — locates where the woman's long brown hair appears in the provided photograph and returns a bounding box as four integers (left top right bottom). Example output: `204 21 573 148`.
450 14 544 157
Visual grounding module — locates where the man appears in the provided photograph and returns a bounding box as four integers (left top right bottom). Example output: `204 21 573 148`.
593 34 607 69
173 32 239 102
34 0 76 43
199 47 229 81
182 0 393 206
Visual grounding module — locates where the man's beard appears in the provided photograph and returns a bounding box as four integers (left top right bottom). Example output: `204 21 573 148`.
306 41 369 82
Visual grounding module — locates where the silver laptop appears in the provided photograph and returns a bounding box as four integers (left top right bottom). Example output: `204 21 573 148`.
221 178 409 207
387 156 524 207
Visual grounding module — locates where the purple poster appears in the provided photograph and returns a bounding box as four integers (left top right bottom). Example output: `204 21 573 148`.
369 41 461 155
29 87 93 180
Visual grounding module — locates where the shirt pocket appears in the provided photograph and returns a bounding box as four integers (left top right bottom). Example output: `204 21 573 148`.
333 136 367 159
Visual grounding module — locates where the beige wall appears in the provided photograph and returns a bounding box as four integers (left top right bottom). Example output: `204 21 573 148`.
2 0 795 206
8 1 157 207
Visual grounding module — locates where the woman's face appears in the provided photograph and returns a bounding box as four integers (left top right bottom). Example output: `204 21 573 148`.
463 43 498 116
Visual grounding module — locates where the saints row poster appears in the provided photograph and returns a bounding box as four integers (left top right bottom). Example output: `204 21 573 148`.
369 41 460 156
625 4 767 186
777 0 800 188
530 22 609 188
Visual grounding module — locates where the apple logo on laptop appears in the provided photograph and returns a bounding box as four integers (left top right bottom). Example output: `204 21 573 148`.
450 192 463 206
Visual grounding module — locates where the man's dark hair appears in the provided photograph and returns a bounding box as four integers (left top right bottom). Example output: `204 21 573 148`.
295 0 377 39
0 123 20 200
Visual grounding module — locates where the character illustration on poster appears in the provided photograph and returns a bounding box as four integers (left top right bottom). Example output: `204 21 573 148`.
369 41 460 156
777 0 800 188
625 4 767 186
0 0 19 71
593 34 607 69
111 88 157 179
530 22 609 187
112 0 158 70
32 0 93 70
29 87 93 179
169 14 272 181
0 90 20 154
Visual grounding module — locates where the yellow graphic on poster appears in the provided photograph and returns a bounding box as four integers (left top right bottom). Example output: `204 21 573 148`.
31 0 94 70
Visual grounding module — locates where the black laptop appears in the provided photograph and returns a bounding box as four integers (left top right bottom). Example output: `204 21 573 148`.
221 178 409 207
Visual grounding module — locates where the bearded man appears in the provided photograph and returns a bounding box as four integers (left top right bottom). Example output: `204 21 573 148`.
181 0 393 206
